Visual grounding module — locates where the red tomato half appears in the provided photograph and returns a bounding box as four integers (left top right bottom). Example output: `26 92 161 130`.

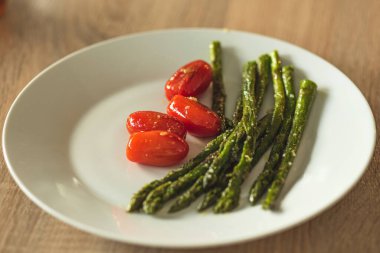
126 111 186 138
167 95 221 137
165 60 212 100
126 130 189 167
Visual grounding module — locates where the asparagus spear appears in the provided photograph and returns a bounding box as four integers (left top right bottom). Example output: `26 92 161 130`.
239 61 257 141
127 129 230 212
256 54 271 112
143 153 216 214
248 50 287 170
213 61 258 213
232 95 243 126
265 50 286 141
249 66 296 204
210 41 228 131
262 80 317 209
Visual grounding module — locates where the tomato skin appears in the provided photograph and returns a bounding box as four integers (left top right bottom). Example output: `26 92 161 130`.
126 130 189 167
126 111 186 138
165 60 212 100
167 95 221 137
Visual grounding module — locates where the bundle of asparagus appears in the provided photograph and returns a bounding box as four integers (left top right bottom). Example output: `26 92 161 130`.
127 41 317 214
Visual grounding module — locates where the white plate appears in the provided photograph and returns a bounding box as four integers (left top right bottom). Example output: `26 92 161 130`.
2 29 376 248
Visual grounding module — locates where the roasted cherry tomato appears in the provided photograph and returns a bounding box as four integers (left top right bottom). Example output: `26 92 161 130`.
126 111 186 139
167 95 221 137
165 60 212 100
126 130 189 167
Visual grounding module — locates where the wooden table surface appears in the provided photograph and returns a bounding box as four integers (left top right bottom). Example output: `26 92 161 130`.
1 0 379 252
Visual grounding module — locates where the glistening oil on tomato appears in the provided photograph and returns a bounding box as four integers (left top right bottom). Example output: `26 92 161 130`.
126 130 189 167
165 60 212 100
126 111 186 138
167 95 221 137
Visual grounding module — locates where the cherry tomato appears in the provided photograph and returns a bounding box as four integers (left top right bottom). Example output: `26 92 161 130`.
167 95 221 137
126 111 186 138
165 60 212 100
126 130 189 167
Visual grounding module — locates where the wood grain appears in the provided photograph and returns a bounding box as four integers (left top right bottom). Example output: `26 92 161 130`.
1 0 379 252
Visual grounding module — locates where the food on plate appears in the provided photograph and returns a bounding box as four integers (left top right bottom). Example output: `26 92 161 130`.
249 65 296 204
209 41 230 131
127 41 318 214
165 59 212 100
212 60 258 213
167 95 221 137
126 130 189 167
126 111 186 139
262 79 317 209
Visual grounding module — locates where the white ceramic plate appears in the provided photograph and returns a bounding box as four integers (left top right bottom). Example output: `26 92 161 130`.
2 29 376 248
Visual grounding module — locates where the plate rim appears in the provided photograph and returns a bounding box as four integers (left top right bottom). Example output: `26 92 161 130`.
2 28 377 248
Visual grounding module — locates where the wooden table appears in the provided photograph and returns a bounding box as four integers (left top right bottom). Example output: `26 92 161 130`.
1 0 379 252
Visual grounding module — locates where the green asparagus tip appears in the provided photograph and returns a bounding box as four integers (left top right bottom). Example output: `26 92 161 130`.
300 79 318 90
243 60 256 71
270 50 281 66
210 41 221 59
259 54 271 62
211 40 221 46
270 49 279 56
126 204 136 213
283 65 294 72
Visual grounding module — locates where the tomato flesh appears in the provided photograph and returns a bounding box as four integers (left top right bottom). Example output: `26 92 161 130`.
167 95 221 137
165 60 212 100
126 111 186 138
126 130 189 167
